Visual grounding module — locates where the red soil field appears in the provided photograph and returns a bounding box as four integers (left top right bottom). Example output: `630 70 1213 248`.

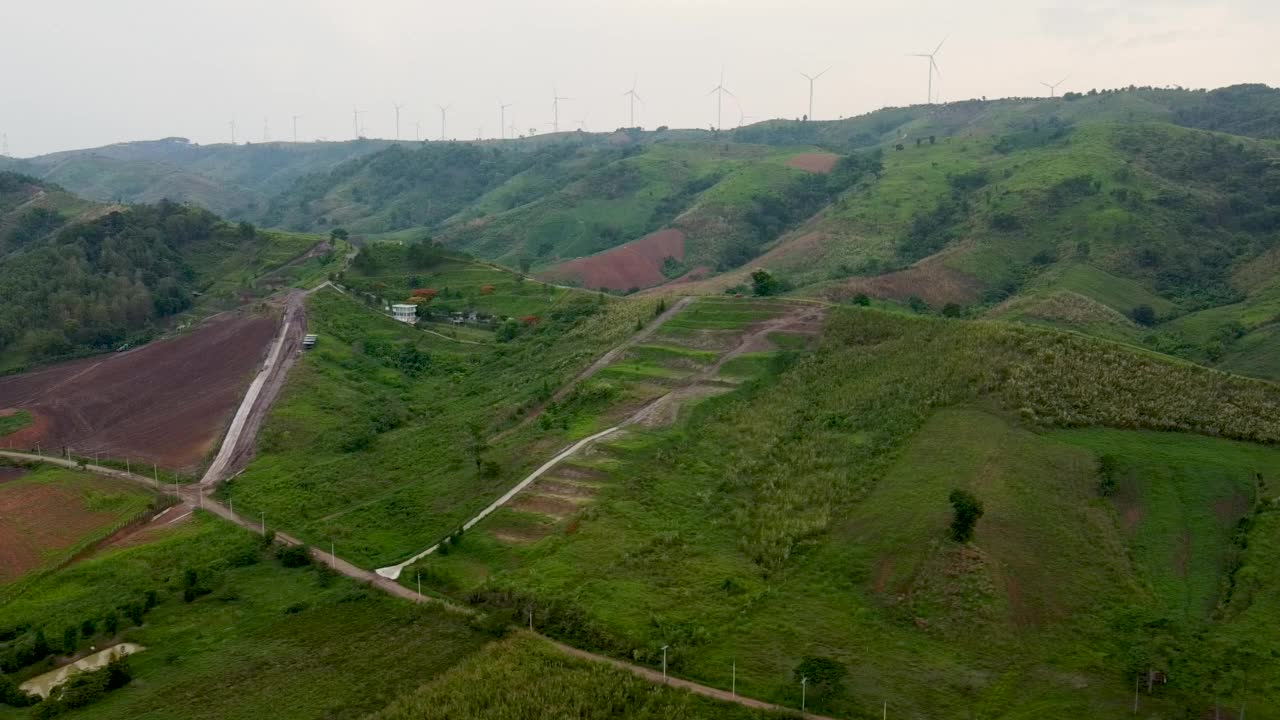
829 260 984 307
0 313 277 472
540 229 685 291
785 152 839 173
0 479 135 583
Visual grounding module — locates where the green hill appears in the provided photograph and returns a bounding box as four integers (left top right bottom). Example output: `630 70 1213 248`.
6 137 392 218
0 194 335 373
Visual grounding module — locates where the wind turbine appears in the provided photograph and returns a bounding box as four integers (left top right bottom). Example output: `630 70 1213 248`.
394 102 403 140
415 120 422 141
576 112 590 131
352 107 366 139
262 116 270 142
1040 74 1070 98
909 36 948 104
229 120 236 144
500 101 514 140
623 76 643 128
552 89 572 133
799 67 830 120
708 68 735 131
438 103 452 141
291 114 302 143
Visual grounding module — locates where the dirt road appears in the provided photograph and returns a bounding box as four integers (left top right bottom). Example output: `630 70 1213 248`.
199 290 306 487
2 449 833 718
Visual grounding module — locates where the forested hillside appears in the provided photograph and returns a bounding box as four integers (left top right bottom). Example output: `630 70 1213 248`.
0 199 329 372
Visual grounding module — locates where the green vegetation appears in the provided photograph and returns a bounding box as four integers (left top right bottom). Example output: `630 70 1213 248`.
372 634 782 720
0 412 32 437
0 201 328 373
0 464 155 592
411 307 1280 718
10 137 392 218
222 281 658 567
0 515 489 720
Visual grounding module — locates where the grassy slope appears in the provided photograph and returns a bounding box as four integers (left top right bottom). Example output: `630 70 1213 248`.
221 279 658 567
415 307 1280 718
370 634 782 720
0 515 487 720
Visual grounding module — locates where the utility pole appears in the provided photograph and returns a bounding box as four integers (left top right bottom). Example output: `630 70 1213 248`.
732 661 736 697
416 572 421 597
330 540 336 565
260 511 266 535
1133 674 1139 714
801 676 808 713
661 645 669 683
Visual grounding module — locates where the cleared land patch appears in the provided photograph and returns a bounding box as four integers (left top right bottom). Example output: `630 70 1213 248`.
539 228 686 291
0 312 276 471
0 464 153 585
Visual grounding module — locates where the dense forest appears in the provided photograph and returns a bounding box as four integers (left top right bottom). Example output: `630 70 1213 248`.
0 202 260 368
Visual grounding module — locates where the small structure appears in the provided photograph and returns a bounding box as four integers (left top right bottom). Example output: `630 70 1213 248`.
391 304 418 324
302 334 318 350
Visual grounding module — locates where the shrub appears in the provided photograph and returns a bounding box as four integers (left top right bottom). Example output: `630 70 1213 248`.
949 489 985 543
751 269 779 297
942 303 963 318
275 545 312 568
1131 304 1157 326
1098 455 1120 497
852 293 871 307
794 656 847 701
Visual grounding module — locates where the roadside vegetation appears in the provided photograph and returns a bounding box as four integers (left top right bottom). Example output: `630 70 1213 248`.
371 634 783 720
0 515 489 720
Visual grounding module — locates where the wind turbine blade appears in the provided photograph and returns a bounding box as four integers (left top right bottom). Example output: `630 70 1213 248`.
934 34 949 55
931 59 941 78
634 93 643 104
815 66 831 79
722 88 736 98
1058 73 1071 86
708 86 720 96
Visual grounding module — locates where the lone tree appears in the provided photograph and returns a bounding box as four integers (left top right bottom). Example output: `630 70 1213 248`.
948 489 984 543
751 269 779 297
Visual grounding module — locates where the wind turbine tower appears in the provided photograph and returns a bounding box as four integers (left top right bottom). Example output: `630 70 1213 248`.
229 120 237 145
623 77 643 128
394 103 403 140
292 114 301 143
1041 75 1070 98
352 107 366 139
438 104 452 141
800 67 830 120
909 36 948 104
500 101 514 140
707 68 735 131
552 89 572 133
263 117 270 142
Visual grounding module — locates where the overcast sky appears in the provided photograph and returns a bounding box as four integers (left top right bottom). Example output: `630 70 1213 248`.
4 0 1278 156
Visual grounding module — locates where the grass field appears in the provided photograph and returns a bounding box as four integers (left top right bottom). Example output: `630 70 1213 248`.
221 283 658 568
0 464 155 589
0 515 489 720
412 307 1280 718
371 634 783 720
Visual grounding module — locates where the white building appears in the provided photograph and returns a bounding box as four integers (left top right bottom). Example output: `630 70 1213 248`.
391 304 418 324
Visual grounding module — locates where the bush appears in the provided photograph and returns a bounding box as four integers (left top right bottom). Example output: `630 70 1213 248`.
794 656 847 702
852 293 871 307
1131 304 1157 326
275 545 312 568
1098 455 1120 497
949 489 985 543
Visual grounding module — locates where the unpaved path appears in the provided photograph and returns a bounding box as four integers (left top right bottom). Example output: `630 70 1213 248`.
375 425 623 580
2 450 831 718
550 296 694 404
199 290 306 487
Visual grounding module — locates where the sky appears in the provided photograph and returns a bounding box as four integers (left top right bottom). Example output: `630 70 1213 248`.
3 0 1279 156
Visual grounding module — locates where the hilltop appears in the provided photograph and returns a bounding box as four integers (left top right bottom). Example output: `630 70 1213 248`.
0 137 392 218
